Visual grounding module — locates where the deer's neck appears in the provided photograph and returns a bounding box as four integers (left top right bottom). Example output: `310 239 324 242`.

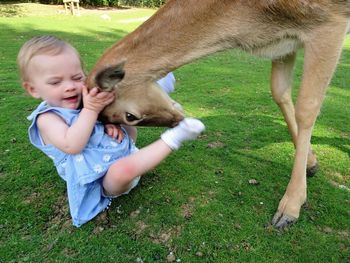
93 0 236 83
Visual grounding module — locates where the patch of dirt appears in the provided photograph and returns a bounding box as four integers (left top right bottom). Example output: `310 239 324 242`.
338 230 349 240
199 190 216 207
23 192 40 205
180 196 196 219
181 203 193 219
149 225 182 247
130 208 141 218
91 210 112 234
44 195 72 231
133 220 149 237
207 141 225 149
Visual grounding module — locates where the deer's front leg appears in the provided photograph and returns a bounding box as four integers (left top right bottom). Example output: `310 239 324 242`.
272 22 348 228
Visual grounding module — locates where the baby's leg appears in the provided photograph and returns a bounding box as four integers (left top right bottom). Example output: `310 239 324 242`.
102 118 205 196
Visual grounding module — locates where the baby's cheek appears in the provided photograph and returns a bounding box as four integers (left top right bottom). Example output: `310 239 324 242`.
77 84 85 92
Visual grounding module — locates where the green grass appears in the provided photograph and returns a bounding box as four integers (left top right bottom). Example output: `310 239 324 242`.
0 3 349 262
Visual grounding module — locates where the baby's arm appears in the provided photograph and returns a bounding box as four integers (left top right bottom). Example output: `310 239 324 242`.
37 87 114 154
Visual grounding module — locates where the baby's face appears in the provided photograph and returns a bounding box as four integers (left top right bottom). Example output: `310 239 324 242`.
25 48 85 109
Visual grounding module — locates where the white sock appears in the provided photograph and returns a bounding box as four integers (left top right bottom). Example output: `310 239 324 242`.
161 118 205 150
157 72 176 94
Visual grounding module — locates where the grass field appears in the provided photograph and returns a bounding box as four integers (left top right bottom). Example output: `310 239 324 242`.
0 3 349 262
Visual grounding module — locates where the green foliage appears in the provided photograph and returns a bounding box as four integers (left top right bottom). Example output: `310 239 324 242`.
0 3 25 17
81 0 119 7
120 0 165 8
31 0 62 5
81 0 166 7
0 3 349 263
2 0 165 7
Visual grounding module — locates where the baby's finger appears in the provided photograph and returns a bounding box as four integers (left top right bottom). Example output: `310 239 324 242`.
113 128 119 140
89 87 98 96
97 91 114 99
116 129 124 143
108 126 115 137
106 96 115 105
106 127 113 137
102 93 115 102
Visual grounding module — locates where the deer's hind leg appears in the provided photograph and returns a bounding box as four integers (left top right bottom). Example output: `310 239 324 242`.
271 22 348 228
270 52 318 176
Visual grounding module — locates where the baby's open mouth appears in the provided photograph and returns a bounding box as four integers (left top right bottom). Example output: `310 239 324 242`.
64 95 79 102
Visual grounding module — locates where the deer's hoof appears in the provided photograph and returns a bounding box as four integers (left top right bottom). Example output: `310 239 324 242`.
272 212 298 229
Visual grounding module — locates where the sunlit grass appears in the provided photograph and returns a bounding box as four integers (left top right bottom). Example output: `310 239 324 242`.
0 3 349 262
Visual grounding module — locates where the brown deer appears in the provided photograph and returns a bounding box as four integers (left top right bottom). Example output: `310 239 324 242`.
86 0 350 228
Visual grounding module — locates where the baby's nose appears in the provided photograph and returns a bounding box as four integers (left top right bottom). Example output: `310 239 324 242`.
65 81 78 91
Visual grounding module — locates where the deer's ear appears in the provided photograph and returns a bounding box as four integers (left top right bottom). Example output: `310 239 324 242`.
95 62 125 91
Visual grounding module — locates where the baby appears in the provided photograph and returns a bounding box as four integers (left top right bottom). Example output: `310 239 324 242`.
18 35 205 227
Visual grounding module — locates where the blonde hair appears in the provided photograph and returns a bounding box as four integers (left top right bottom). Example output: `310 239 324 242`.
17 35 83 82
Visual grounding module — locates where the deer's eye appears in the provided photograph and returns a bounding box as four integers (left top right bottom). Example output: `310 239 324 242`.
126 112 140 122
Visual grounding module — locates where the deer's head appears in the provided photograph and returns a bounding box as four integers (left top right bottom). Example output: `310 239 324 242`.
88 63 184 127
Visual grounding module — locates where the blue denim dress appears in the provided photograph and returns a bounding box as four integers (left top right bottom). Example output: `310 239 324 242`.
27 101 138 227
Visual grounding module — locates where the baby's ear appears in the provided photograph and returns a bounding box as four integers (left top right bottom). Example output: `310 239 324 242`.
23 82 40 99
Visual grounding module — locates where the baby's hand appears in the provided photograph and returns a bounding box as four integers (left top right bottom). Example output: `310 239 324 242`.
105 124 124 143
82 86 115 113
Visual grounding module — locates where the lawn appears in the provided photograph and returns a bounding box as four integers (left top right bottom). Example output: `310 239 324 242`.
0 3 349 262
